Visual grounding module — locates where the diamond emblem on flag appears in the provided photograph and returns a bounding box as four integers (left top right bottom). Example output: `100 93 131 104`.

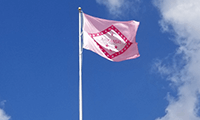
88 25 132 59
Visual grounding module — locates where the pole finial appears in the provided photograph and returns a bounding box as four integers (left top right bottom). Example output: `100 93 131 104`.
78 7 82 13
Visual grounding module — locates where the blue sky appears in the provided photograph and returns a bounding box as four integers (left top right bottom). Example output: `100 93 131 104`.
1 0 200 120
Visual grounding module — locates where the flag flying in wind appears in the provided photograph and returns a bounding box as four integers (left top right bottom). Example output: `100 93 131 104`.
83 13 140 62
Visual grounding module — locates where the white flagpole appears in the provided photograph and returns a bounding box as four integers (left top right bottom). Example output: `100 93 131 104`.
78 7 83 120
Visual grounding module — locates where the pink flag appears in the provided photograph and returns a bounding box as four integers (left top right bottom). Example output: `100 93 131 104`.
83 13 140 62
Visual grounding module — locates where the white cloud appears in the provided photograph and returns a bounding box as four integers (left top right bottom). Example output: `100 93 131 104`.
0 100 10 120
154 0 200 120
0 109 10 120
96 0 140 16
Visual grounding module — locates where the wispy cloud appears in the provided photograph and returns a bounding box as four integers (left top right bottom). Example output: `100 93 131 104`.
96 0 141 17
0 100 10 120
153 0 200 120
0 109 10 120
0 100 6 107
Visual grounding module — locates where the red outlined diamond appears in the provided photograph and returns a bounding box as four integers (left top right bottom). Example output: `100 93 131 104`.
88 25 132 59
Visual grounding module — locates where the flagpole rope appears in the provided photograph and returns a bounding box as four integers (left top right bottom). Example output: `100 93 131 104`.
78 7 83 120
79 32 83 37
79 31 83 55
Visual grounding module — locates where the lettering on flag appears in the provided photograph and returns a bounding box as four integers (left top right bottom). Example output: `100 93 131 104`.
88 25 132 59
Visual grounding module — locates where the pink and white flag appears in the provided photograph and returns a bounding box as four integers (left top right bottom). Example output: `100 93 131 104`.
83 13 140 62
